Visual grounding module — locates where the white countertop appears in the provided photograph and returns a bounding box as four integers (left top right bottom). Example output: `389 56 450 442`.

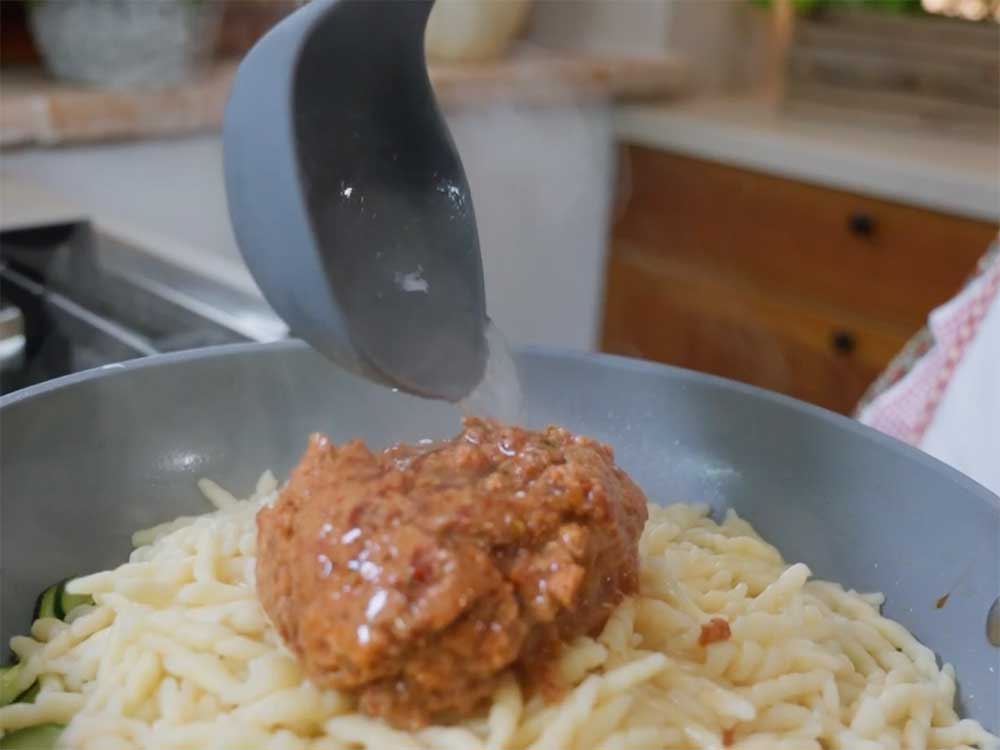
0 175 87 232
616 94 1000 222
0 162 262 299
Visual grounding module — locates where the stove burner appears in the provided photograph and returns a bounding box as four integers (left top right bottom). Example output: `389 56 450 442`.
0 222 285 396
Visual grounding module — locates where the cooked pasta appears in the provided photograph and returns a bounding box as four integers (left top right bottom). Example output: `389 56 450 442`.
0 473 995 750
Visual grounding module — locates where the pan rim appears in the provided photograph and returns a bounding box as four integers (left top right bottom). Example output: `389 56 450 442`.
1 339 997 509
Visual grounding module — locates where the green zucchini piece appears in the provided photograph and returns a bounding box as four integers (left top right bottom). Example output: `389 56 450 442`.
31 580 93 623
32 584 61 621
0 723 64 749
1 663 41 706
14 681 40 704
1 664 24 707
58 587 93 619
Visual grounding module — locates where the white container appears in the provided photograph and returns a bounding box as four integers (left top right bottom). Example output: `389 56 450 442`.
425 0 533 62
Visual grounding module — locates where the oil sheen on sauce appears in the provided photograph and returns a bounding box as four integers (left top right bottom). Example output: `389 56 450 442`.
458 320 523 423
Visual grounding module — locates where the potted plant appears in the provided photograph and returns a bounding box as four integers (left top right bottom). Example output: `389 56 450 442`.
28 0 221 88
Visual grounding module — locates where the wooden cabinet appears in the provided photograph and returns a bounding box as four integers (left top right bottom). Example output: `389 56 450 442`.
601 146 998 414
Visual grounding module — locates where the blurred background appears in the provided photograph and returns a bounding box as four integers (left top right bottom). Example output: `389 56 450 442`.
1 0 997 416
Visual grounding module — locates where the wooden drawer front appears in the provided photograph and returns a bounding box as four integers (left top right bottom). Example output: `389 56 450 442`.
602 248 911 414
615 146 997 329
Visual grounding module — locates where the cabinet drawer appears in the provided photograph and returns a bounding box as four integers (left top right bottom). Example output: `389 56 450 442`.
615 146 997 329
602 248 911 414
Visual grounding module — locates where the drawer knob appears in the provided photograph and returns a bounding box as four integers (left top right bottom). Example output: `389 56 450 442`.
848 212 876 237
831 329 856 355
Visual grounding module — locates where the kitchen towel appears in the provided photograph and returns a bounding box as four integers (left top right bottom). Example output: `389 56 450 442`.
857 239 1000 497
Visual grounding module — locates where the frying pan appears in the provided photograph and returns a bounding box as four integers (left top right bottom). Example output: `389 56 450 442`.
1 341 997 730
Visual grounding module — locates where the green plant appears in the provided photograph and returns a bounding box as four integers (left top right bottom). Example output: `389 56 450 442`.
750 0 926 13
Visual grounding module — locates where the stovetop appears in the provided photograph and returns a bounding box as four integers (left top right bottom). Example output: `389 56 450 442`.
0 222 286 396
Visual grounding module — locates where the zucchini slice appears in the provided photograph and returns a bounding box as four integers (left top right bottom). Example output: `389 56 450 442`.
59 586 93 619
15 681 40 704
32 583 61 621
0 663 23 707
0 723 64 749
31 579 93 622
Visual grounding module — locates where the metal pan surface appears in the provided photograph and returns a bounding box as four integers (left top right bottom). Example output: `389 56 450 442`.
1 341 997 728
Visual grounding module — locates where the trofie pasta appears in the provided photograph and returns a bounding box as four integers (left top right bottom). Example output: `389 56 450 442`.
0 472 996 750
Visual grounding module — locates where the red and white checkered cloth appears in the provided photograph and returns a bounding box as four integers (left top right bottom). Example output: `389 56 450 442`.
857 239 1000 496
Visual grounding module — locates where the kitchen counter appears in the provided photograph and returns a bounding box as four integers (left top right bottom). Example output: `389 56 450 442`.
1 86 626 352
616 94 1000 222
1 51 686 149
